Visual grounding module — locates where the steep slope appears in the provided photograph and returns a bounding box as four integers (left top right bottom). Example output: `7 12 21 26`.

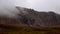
0 6 60 28
0 6 60 34
16 6 60 27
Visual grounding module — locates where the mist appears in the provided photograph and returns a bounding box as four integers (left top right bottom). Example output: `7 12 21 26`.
0 0 60 17
0 0 20 17
14 0 60 14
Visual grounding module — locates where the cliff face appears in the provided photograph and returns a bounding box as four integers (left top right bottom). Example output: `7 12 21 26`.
16 6 60 27
0 6 60 27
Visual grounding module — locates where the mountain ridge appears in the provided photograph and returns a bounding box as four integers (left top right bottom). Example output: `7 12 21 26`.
0 6 60 28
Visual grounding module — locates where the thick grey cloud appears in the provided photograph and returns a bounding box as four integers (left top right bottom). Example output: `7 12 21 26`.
0 0 20 17
0 0 60 15
14 0 60 14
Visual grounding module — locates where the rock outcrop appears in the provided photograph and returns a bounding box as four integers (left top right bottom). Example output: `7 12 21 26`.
0 6 60 28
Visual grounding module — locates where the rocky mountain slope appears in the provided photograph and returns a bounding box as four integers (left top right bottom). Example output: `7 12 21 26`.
16 6 60 27
0 6 60 28
0 6 60 34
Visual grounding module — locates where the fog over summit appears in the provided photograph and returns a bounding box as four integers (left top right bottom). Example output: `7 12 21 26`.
0 0 20 17
0 0 60 18
15 0 60 14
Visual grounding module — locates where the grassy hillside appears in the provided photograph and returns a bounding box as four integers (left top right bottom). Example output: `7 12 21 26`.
0 24 60 34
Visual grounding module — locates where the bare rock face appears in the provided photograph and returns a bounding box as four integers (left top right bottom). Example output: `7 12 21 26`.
0 6 60 28
16 6 60 27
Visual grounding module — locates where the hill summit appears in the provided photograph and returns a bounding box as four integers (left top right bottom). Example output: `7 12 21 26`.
0 6 60 28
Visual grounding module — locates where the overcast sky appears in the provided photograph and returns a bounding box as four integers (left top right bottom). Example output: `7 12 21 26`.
14 0 60 14
0 0 60 14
